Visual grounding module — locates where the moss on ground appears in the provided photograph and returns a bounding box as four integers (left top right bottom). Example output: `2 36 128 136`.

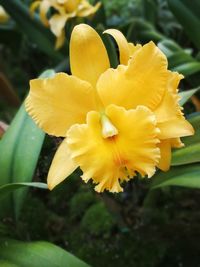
69 191 97 219
81 202 115 236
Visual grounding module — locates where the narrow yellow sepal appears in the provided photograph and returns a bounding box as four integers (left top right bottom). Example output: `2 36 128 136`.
47 138 78 190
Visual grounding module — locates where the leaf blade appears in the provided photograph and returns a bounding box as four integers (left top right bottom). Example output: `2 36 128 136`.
168 0 200 49
151 164 200 189
179 87 200 106
0 182 47 200
0 239 90 267
0 69 55 218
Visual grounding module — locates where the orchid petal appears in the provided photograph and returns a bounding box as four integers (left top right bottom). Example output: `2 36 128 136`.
25 72 97 137
97 41 168 110
70 24 110 87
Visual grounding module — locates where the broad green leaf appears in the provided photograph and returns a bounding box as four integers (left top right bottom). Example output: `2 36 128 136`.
158 39 200 76
0 260 19 267
172 62 200 76
151 164 200 189
168 52 194 69
158 39 182 56
168 0 200 50
179 87 200 106
183 112 200 145
0 0 62 61
95 24 118 69
172 143 200 165
0 69 55 218
158 43 177 58
0 182 47 201
100 29 120 69
171 112 200 165
0 239 90 267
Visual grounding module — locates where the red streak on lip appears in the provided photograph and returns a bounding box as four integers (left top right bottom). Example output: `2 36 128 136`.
107 136 128 167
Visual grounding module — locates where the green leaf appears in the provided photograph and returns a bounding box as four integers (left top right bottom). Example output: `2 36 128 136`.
158 39 200 76
158 39 182 56
168 52 194 69
142 0 157 25
127 19 165 43
179 87 200 106
0 69 55 218
0 182 47 201
0 0 62 61
101 35 119 69
172 62 200 76
97 25 119 69
171 112 200 165
0 239 90 267
151 164 200 189
168 0 200 50
0 260 19 267
183 112 200 145
172 143 200 166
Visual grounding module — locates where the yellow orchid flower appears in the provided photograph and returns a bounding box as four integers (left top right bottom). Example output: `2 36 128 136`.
25 24 194 193
101 29 193 171
0 6 9 23
30 0 101 49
